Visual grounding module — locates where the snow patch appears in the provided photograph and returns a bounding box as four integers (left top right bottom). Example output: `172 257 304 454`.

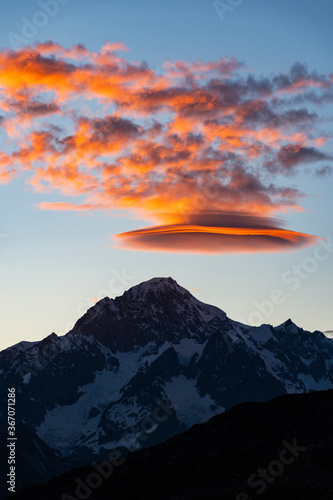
298 374 333 391
36 346 162 455
23 372 32 384
163 375 224 429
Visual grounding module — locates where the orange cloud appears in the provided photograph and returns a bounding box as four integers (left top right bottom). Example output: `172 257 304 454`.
115 223 318 254
114 213 318 253
38 201 104 211
0 152 15 183
0 43 332 253
116 225 318 254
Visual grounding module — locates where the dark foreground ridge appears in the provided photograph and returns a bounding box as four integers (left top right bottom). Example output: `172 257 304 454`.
8 389 333 500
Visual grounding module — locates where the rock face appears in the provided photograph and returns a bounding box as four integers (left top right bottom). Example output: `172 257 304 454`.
6 389 333 500
0 277 333 495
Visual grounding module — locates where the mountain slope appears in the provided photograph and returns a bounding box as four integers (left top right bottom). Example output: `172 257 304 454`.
7 389 333 500
1 277 332 493
0 423 70 499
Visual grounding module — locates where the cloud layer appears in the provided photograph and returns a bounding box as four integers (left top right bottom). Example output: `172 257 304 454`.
115 214 318 254
0 42 332 253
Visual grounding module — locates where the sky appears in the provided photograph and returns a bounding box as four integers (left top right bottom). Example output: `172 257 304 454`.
0 0 332 351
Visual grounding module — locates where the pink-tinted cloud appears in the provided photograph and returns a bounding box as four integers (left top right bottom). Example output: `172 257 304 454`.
114 214 318 254
0 42 332 253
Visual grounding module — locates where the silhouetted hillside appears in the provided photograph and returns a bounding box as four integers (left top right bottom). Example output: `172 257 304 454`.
8 389 333 500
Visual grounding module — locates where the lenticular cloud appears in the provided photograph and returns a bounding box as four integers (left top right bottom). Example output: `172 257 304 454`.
115 212 319 254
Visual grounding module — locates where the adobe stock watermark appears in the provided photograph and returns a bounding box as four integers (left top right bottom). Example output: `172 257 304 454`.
61 449 125 500
8 0 71 51
213 0 244 23
16 268 134 384
119 396 174 452
17 339 59 385
61 397 174 500
236 438 307 499
64 268 135 332
178 176 221 224
236 236 333 327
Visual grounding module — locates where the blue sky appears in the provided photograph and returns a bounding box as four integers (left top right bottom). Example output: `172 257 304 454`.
0 0 332 350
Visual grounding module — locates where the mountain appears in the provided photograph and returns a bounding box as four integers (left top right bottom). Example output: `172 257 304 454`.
6 389 333 500
1 277 333 496
0 423 70 500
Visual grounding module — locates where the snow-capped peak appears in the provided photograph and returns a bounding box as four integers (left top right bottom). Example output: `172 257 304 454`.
276 318 300 333
124 276 189 298
1 276 332 480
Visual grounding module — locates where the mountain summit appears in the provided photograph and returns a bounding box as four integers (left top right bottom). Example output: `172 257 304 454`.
69 277 226 350
0 277 332 494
